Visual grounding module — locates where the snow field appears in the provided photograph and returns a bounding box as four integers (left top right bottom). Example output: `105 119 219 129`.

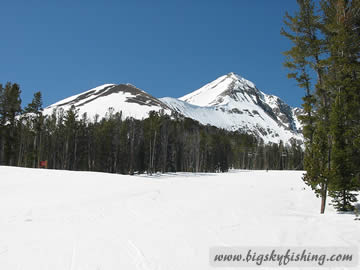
0 167 358 269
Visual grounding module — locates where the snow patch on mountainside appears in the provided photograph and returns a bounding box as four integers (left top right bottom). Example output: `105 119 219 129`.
49 84 116 107
292 107 304 132
263 94 302 132
161 97 302 144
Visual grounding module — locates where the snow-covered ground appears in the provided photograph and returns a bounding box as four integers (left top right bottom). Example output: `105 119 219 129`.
0 166 358 269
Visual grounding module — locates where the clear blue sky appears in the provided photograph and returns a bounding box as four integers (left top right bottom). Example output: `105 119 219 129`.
1 0 303 108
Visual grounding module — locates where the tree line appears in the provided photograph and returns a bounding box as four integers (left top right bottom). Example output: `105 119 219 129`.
0 82 303 174
282 0 360 212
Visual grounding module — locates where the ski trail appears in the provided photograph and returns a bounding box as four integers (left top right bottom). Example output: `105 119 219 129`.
69 238 78 270
127 240 153 270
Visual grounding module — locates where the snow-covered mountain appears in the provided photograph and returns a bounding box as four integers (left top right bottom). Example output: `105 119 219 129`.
43 83 172 120
162 73 303 144
43 73 303 144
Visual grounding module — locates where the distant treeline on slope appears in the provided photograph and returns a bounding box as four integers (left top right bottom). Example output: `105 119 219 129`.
0 82 304 174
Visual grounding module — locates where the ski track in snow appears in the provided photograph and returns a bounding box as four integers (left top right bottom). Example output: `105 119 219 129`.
0 167 359 269
127 240 153 270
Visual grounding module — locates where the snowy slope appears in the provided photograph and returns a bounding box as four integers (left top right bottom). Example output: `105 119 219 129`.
292 107 304 132
0 166 358 269
180 72 257 107
263 93 302 133
161 97 302 144
179 73 302 131
43 83 172 120
164 73 303 144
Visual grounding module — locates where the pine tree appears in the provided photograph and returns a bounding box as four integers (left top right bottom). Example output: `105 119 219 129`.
282 0 330 213
0 83 22 165
322 0 360 211
23 91 44 167
63 105 79 170
24 91 43 114
284 0 360 212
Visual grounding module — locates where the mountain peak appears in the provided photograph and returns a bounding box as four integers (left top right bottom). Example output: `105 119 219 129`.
43 83 172 120
226 72 243 80
179 73 257 107
227 72 256 89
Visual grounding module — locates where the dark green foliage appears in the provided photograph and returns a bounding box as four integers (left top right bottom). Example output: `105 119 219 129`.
282 0 329 213
0 87 304 174
17 91 44 168
283 0 360 212
323 0 360 211
24 91 42 114
0 83 22 165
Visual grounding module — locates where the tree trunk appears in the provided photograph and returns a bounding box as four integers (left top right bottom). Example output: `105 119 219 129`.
129 122 135 175
74 132 77 170
148 135 152 175
320 182 328 214
151 131 157 174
